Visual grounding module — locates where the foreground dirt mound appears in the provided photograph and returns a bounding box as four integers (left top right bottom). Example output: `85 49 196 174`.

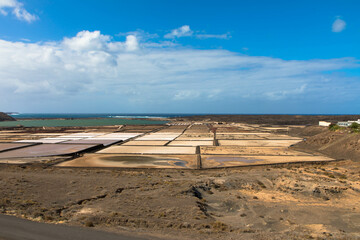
0 112 16 122
292 130 360 161
1 161 360 240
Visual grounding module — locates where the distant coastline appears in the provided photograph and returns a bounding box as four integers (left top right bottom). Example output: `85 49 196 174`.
8 113 193 120
8 113 360 120
3 113 360 127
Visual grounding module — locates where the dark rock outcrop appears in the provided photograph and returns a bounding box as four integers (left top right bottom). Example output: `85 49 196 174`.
0 112 16 121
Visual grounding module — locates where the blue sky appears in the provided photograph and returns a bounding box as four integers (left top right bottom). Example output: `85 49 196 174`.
0 0 359 114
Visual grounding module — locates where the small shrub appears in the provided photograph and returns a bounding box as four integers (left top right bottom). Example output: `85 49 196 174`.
85 221 94 227
338 174 347 179
350 122 360 133
256 180 266 189
329 124 341 131
211 221 228 232
324 172 335 178
350 122 360 129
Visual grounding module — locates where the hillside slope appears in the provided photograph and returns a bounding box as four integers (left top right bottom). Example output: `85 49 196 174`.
292 127 360 161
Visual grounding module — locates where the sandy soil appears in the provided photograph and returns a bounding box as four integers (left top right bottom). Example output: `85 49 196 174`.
1 161 360 239
291 128 360 162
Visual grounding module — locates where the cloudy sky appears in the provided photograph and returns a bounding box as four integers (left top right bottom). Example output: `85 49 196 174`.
0 0 359 114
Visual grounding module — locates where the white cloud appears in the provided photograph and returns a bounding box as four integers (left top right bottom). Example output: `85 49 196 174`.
164 25 231 40
63 30 111 51
264 84 307 100
0 30 359 112
164 25 193 39
125 35 139 51
0 0 17 8
117 30 159 40
12 5 37 22
196 32 231 39
0 0 37 22
173 90 201 100
332 18 346 32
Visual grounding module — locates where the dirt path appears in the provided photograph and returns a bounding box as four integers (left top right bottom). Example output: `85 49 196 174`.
0 214 155 240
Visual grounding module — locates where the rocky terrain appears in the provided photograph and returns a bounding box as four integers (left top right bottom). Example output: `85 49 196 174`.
292 126 360 162
0 159 359 239
0 112 15 122
176 115 360 125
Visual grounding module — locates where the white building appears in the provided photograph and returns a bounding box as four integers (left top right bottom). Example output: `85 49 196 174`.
319 121 331 127
337 119 360 127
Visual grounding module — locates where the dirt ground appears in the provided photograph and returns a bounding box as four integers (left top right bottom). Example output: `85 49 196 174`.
291 129 360 162
0 160 359 240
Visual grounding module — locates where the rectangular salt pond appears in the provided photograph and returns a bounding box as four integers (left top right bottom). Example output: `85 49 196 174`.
62 139 122 146
202 155 334 168
216 135 266 140
15 139 69 144
122 141 169 146
263 135 303 140
97 133 142 136
97 146 196 154
200 146 313 155
57 154 197 169
41 137 86 140
94 133 142 139
62 133 106 137
89 137 130 141
135 133 181 141
0 143 37 153
168 141 213 146
218 139 302 147
0 144 100 158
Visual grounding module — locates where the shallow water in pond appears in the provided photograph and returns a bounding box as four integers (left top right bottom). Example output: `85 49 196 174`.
101 156 187 167
207 156 263 163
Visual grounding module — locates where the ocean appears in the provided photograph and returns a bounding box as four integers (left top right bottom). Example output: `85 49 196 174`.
0 113 191 127
0 113 206 127
8 113 197 119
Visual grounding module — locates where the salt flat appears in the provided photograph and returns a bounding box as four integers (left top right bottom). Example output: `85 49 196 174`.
202 155 334 168
57 153 197 168
97 146 196 154
168 140 213 146
218 139 302 147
